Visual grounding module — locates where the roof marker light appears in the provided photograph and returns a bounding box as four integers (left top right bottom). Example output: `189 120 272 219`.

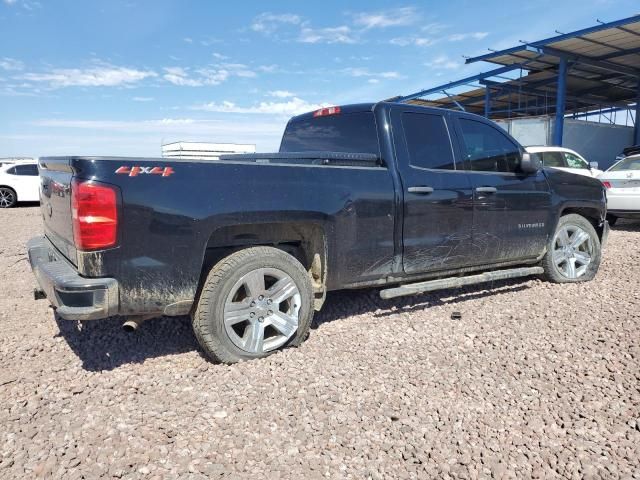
313 106 341 118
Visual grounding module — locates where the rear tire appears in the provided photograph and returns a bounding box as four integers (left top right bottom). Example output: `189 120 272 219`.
0 187 17 208
542 214 601 283
192 246 314 364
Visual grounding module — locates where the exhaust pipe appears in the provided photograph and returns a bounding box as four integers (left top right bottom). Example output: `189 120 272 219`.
122 315 154 332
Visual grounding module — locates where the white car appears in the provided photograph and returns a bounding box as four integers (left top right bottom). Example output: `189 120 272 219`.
598 154 640 225
525 146 603 178
0 160 40 208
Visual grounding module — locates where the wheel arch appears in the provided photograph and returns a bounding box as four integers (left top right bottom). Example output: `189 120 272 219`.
558 205 606 242
199 222 328 310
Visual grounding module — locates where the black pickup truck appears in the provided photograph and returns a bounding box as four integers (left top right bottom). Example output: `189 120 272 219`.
28 102 609 363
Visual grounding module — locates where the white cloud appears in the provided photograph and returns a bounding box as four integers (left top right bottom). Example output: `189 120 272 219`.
448 32 488 42
421 23 447 34
162 63 255 87
132 96 154 102
258 64 278 73
220 63 256 78
267 90 295 98
163 67 206 86
299 25 357 44
341 67 403 80
212 52 228 60
251 12 301 34
0 57 24 71
22 65 156 88
191 97 331 116
183 37 193 44
352 7 418 30
390 36 436 47
367 78 379 84
425 55 460 70
3 0 19 5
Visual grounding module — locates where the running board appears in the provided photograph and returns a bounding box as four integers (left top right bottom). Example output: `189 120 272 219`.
379 266 544 300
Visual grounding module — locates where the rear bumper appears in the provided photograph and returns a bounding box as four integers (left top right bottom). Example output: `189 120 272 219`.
607 194 640 212
27 236 119 320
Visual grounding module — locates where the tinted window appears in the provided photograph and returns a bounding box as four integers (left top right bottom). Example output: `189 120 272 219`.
542 152 565 168
13 164 38 176
610 156 640 171
402 113 455 170
280 112 379 155
458 119 520 173
564 152 588 169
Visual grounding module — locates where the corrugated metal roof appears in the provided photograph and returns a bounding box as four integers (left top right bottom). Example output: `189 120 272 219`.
402 15 640 119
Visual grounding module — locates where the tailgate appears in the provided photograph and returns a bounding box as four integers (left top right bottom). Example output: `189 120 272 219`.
38 158 77 265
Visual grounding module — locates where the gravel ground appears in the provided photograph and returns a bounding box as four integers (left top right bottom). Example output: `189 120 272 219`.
1 206 639 479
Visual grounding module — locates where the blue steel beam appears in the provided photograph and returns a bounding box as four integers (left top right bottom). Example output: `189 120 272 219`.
484 86 491 117
635 83 640 144
465 14 640 65
524 45 640 78
553 58 568 145
395 65 521 103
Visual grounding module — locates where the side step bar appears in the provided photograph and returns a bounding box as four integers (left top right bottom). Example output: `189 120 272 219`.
379 266 544 300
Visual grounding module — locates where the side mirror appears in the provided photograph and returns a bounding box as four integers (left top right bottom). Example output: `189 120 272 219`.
520 152 541 174
589 161 599 170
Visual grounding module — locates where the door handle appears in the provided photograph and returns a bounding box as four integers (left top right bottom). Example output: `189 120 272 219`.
407 186 434 194
475 186 497 194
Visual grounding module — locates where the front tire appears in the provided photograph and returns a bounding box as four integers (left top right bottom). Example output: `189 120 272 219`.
542 214 601 283
0 187 17 208
192 246 314 364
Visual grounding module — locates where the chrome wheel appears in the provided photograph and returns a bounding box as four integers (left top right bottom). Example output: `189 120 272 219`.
552 224 593 279
223 267 301 354
0 188 15 208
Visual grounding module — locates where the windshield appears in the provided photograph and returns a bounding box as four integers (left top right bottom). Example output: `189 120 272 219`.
609 156 640 171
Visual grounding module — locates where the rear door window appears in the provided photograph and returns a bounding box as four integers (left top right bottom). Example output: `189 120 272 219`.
402 113 456 170
458 118 520 173
14 164 39 176
280 112 379 156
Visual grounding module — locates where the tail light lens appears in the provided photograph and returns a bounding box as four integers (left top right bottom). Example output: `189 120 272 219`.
71 179 118 250
602 181 612 189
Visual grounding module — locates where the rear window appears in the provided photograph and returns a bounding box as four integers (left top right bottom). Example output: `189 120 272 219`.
279 112 379 155
610 156 640 171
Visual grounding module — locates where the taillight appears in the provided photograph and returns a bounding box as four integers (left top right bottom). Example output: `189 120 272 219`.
71 179 118 250
313 106 341 117
602 181 612 189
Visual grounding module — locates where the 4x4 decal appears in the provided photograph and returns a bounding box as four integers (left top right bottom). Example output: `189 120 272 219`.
115 166 175 177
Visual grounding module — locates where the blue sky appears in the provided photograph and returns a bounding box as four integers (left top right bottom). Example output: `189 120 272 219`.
1 0 638 156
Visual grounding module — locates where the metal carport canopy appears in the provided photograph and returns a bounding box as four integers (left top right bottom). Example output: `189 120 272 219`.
397 15 640 145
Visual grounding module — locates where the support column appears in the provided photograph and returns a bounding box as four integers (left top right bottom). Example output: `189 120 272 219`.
634 81 640 145
484 86 491 118
553 58 568 146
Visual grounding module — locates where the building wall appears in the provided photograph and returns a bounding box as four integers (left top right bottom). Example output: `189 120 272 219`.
562 120 633 170
496 117 634 170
